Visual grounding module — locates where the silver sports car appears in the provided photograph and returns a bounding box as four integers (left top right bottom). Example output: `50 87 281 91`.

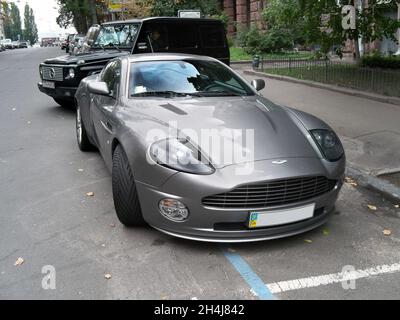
75 53 345 243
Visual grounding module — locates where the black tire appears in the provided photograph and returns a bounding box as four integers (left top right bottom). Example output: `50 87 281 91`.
54 98 75 108
112 145 146 227
76 105 94 152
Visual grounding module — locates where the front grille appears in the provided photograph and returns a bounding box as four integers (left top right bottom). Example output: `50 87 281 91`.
202 176 337 209
42 66 64 81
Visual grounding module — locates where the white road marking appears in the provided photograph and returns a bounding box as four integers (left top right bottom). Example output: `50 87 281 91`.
266 262 400 294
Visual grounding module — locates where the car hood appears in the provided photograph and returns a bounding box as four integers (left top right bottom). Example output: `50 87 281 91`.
44 50 130 65
123 96 319 168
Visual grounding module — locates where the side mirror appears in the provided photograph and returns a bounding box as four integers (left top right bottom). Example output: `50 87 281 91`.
88 81 110 96
251 79 265 92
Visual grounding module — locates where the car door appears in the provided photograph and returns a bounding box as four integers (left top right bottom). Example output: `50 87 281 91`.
91 60 121 162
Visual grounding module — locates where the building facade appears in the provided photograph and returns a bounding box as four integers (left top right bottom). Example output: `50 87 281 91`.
0 11 5 40
222 0 267 35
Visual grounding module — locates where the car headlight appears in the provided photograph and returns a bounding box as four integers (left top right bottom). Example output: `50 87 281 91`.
150 138 215 175
69 68 75 79
311 129 344 162
39 66 43 76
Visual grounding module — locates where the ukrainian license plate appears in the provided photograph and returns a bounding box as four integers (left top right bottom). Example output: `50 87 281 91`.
42 81 55 89
249 204 315 228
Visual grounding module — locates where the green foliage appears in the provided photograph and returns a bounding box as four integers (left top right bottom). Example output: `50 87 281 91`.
237 24 294 55
361 54 400 69
298 0 400 57
23 4 38 44
262 0 305 46
1 1 13 39
56 0 100 34
151 0 222 17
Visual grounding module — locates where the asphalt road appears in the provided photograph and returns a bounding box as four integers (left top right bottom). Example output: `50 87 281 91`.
0 47 399 300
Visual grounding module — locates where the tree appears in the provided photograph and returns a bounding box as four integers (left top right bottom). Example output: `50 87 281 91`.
1 1 12 39
150 0 221 17
298 0 400 59
9 2 22 40
56 0 104 34
23 4 38 44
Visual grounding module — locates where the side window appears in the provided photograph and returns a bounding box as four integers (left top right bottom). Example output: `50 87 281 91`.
168 24 199 49
135 25 168 52
101 61 121 98
200 26 225 48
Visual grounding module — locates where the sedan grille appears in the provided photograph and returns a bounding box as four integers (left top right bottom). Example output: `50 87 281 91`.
202 176 337 209
42 66 64 82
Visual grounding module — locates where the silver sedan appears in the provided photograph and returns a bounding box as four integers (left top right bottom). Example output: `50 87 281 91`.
75 54 345 242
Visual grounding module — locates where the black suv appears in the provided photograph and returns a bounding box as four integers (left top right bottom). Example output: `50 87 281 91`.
38 17 229 107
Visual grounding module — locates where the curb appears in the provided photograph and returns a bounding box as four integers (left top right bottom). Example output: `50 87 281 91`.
243 70 400 107
346 166 400 204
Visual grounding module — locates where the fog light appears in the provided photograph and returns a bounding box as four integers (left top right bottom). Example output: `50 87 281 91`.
159 199 189 222
69 68 75 79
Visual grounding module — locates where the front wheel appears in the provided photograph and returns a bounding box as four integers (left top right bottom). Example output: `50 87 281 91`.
112 145 146 227
76 106 94 152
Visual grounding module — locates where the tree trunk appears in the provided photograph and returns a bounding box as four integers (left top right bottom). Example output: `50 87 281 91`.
88 0 98 25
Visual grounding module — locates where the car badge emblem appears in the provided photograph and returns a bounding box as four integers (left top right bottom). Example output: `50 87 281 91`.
272 160 288 165
49 68 56 79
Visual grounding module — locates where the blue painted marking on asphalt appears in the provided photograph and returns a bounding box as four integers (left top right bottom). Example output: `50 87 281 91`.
222 247 274 300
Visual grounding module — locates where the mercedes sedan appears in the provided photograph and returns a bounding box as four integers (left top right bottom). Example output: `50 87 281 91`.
75 54 345 242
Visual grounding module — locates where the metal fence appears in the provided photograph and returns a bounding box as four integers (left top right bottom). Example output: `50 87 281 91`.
258 58 400 98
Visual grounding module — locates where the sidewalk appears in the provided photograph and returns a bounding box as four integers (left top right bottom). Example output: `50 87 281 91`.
235 66 400 202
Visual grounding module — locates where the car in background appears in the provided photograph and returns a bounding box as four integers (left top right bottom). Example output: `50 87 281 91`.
64 34 75 53
74 54 346 242
1 39 13 49
0 43 5 52
69 35 85 55
19 41 29 49
11 41 20 49
38 17 229 108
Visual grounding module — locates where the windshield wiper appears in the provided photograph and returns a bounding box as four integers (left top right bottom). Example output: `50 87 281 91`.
132 91 194 98
108 42 121 52
194 91 243 97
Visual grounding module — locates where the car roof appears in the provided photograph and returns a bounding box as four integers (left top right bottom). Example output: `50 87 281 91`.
124 53 219 63
101 16 221 26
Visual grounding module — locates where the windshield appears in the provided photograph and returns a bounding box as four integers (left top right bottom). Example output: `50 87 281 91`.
130 60 255 98
94 24 140 49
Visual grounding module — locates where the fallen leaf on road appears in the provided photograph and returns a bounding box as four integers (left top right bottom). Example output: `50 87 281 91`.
304 239 313 244
383 230 392 236
14 257 24 266
101 244 106 248
86 192 94 197
367 205 377 211
12 108 16 111
104 273 112 279
110 224 116 228
78 169 84 172
345 177 358 187
228 248 237 253
395 205 399 209
323 229 330 236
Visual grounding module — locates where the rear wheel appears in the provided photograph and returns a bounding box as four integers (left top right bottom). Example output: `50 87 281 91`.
112 145 146 227
76 106 94 152
54 98 75 108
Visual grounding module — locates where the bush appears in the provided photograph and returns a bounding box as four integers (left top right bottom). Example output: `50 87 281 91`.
236 24 295 55
361 54 400 69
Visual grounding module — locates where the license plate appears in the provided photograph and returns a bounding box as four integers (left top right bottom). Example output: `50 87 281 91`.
249 204 315 228
42 81 55 89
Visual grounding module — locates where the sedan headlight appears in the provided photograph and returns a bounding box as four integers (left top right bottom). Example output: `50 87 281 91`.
150 138 215 175
311 129 344 162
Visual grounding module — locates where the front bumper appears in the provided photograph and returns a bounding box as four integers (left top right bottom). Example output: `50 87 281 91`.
136 158 345 242
38 82 77 100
